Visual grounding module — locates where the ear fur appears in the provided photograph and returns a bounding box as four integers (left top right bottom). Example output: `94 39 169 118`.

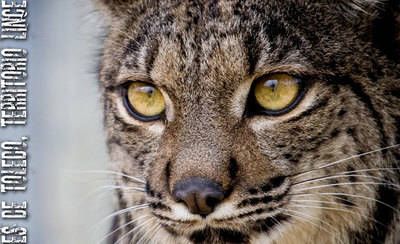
94 0 138 18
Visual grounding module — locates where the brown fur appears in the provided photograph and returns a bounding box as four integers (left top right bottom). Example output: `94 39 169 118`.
96 1 400 243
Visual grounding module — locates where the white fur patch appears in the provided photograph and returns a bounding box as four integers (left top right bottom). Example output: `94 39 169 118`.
208 202 237 220
170 203 202 222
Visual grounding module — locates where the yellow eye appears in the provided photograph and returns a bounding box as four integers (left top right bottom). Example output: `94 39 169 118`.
253 74 302 114
124 81 165 120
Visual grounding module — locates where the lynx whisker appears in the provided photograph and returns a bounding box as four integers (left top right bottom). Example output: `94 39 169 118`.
290 200 387 228
96 185 145 192
147 224 163 244
292 171 397 186
270 216 285 239
93 204 149 231
333 167 400 175
58 184 142 220
136 222 161 244
291 199 351 206
292 181 400 193
290 203 355 214
288 192 400 214
292 144 400 179
115 217 153 244
278 207 342 243
67 169 146 184
97 214 150 244
72 184 145 210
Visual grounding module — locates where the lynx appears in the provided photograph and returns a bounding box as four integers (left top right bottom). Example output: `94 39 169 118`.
96 1 400 243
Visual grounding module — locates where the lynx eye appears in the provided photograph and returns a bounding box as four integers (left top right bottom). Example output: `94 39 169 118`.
122 81 165 121
249 74 304 116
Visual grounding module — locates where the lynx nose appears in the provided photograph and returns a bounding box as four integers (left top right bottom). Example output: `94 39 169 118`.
173 177 224 216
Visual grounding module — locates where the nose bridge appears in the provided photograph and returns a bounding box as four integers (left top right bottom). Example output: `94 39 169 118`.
170 113 232 190
174 132 225 181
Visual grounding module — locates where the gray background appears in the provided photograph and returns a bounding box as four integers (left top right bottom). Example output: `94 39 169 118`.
1 1 113 243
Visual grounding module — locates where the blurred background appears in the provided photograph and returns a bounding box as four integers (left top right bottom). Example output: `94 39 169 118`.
0 0 113 243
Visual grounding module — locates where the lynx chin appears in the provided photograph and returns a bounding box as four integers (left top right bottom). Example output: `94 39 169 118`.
96 0 400 243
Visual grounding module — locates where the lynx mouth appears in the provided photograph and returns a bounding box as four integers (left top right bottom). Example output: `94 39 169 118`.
186 213 291 243
147 175 293 241
155 206 291 243
189 227 249 243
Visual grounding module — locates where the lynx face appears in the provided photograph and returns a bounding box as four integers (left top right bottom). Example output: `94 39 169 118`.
97 1 400 243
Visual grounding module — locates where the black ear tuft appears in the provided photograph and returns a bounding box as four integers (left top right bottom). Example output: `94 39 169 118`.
371 0 400 62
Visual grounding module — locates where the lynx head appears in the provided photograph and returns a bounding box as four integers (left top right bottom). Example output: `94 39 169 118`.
97 1 400 243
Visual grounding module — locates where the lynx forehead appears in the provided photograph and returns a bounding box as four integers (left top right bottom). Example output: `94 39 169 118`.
97 1 400 243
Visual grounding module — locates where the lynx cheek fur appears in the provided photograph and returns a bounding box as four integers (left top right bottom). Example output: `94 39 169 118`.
96 1 400 243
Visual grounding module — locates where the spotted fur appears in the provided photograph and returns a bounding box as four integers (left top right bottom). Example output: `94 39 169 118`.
96 1 400 243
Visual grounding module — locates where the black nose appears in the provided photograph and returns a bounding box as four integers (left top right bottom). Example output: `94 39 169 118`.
173 177 224 216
